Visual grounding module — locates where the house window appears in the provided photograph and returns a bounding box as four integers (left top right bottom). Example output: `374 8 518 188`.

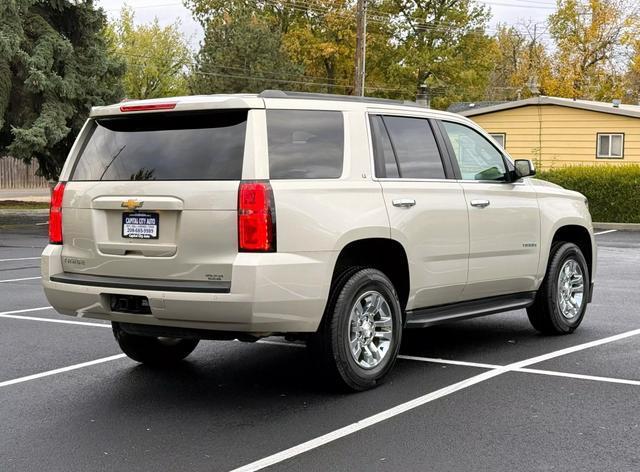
597 133 624 159
490 133 506 148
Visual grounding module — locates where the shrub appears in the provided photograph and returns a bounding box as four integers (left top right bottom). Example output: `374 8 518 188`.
536 165 640 223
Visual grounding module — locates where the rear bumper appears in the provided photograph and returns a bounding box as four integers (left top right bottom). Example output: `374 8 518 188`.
41 245 336 333
50 272 231 293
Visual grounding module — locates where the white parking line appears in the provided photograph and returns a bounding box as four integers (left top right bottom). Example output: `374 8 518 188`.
594 229 617 236
0 306 54 316
0 276 41 283
2 309 639 390
231 327 640 472
516 367 640 386
0 256 41 262
398 354 640 386
398 355 499 370
0 306 109 328
0 313 110 328
0 354 126 388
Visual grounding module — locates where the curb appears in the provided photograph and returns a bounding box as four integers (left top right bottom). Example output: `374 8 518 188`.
593 222 640 231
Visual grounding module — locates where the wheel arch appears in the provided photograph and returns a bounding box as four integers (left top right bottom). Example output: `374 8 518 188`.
328 238 410 314
551 225 594 280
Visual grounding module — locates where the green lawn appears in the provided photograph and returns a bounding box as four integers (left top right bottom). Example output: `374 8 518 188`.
0 200 49 210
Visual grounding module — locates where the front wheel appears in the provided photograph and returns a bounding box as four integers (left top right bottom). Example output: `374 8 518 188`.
527 242 589 334
309 268 403 391
112 322 199 365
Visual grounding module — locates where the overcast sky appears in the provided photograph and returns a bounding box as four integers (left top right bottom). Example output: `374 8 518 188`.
96 0 554 49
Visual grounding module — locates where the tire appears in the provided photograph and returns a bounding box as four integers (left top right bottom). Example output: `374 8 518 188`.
112 322 199 365
527 242 589 335
309 268 403 391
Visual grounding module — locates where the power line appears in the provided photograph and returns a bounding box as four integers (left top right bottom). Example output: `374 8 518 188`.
123 59 492 96
120 52 358 86
104 0 555 38
257 0 546 40
125 58 541 96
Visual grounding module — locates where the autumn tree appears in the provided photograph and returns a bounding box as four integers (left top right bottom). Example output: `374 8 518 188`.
547 0 638 100
626 38 640 103
0 0 124 180
374 0 497 108
281 0 358 94
106 7 191 99
487 23 553 100
186 0 538 106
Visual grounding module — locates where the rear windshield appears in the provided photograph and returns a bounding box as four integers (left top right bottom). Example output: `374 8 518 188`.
70 110 247 181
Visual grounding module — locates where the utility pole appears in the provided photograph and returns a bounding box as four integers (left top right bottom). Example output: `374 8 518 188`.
353 0 367 96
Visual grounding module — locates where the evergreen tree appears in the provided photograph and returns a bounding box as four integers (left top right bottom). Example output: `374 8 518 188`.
188 5 302 94
0 0 124 180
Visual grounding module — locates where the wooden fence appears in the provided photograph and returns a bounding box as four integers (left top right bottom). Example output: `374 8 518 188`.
0 157 49 189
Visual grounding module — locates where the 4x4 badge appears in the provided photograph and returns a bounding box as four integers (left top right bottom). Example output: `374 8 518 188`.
121 199 144 210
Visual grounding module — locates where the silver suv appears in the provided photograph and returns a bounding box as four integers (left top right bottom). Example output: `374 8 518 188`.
42 91 596 390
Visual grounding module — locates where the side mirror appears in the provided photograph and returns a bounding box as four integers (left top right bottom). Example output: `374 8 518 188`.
514 159 536 178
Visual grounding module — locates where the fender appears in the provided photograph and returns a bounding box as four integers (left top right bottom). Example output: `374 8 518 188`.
535 185 596 287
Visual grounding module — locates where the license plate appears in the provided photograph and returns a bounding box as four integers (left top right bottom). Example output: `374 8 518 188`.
122 212 159 239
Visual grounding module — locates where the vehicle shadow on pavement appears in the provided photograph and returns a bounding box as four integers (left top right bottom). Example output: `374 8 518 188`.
91 333 484 409
400 310 608 364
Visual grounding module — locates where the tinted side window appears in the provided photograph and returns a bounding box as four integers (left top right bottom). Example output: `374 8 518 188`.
267 110 344 179
442 121 507 181
370 115 399 178
382 116 445 179
71 111 247 181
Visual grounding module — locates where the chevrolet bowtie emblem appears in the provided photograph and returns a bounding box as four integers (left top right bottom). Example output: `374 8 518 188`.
121 199 143 210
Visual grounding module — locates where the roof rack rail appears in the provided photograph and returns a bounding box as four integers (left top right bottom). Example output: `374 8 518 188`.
259 90 424 108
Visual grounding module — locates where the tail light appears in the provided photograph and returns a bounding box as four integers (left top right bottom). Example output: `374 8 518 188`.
238 181 276 252
49 182 66 244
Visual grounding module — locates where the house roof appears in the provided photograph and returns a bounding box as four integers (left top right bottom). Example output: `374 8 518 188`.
457 96 640 119
446 101 509 113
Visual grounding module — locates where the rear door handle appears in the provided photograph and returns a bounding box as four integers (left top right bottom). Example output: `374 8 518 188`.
470 199 490 208
392 198 416 208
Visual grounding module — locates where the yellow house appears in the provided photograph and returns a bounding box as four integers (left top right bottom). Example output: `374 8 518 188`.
456 96 640 168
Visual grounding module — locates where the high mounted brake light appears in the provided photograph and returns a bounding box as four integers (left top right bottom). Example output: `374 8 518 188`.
49 182 66 244
238 181 276 252
119 103 177 112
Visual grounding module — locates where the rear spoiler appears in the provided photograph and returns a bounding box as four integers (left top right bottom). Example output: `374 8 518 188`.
90 95 264 118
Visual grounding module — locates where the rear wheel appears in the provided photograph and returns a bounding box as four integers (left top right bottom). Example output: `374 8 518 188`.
309 268 402 391
527 242 589 334
112 322 199 365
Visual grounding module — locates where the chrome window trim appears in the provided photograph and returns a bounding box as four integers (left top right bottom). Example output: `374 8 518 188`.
375 177 457 183
455 179 527 186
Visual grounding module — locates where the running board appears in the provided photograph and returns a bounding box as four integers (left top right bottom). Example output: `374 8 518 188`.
405 292 536 328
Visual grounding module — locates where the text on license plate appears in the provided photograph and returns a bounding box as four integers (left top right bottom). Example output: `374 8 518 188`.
122 212 159 239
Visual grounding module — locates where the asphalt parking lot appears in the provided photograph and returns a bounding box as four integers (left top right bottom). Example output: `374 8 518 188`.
1 214 639 472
